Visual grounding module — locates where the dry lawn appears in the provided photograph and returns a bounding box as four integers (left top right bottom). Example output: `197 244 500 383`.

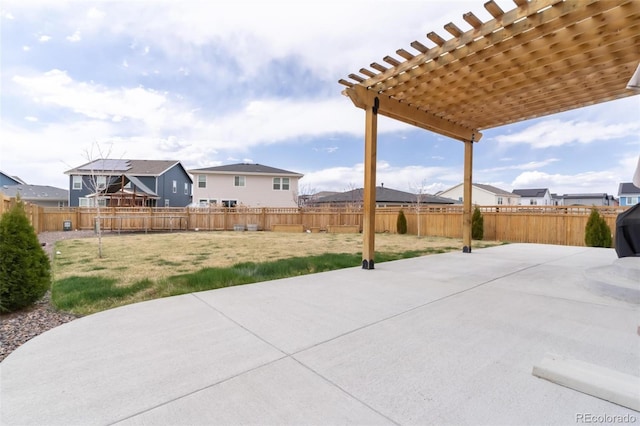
53 231 501 286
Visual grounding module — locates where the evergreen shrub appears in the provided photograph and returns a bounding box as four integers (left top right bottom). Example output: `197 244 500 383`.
472 206 484 240
397 209 408 234
0 199 51 313
584 208 612 248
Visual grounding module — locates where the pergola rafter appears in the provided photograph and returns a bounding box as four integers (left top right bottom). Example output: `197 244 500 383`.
339 0 640 268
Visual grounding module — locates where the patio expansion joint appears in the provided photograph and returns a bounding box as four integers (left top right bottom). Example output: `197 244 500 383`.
290 261 545 358
109 293 292 425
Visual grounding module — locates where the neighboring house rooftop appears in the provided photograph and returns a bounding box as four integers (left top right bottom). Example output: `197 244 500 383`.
190 163 303 177
561 193 610 199
316 186 456 205
473 183 516 197
65 159 185 177
0 184 68 202
618 182 640 194
0 170 27 185
512 188 549 197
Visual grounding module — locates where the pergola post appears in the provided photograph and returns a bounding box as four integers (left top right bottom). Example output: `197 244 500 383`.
362 98 378 269
462 136 474 253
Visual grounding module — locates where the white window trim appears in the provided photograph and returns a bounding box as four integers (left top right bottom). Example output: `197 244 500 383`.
172 180 177 193
72 176 82 190
96 175 107 190
273 177 290 191
198 175 206 188
234 176 245 187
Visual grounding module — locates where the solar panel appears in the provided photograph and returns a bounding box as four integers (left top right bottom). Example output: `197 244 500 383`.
78 159 130 171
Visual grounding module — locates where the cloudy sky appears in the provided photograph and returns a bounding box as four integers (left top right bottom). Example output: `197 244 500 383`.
1 0 639 197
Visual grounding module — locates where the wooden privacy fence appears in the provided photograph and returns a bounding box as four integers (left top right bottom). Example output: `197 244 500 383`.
0 193 628 247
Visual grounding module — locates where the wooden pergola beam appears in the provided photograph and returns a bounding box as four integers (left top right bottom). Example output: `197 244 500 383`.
343 85 482 143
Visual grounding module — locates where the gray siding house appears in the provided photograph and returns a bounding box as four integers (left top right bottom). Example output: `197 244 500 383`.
0 185 68 207
65 159 193 207
559 193 616 206
313 185 456 207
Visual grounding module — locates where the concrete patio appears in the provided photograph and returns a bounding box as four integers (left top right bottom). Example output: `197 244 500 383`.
1 243 638 425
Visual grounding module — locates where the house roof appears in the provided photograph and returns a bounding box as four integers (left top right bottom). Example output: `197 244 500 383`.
0 171 27 185
512 188 549 197
561 193 610 199
315 186 456 205
0 184 68 201
618 182 640 195
472 183 516 197
65 159 183 177
189 163 303 177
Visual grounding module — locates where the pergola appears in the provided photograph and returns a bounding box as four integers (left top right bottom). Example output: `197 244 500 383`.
339 0 640 269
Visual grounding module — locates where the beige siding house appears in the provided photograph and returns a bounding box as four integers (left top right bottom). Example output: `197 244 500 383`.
437 183 520 206
189 163 304 208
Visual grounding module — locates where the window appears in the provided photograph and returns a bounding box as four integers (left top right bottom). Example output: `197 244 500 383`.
198 175 206 188
222 200 237 207
497 197 503 205
198 199 209 207
184 182 189 195
96 175 107 190
164 199 170 207
79 198 105 207
124 181 132 189
273 177 290 190
530 199 537 205
72 176 82 190
172 180 177 193
234 176 245 187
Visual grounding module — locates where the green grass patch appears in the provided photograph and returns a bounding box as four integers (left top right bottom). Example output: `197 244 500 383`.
52 276 153 314
50 246 469 316
164 252 362 294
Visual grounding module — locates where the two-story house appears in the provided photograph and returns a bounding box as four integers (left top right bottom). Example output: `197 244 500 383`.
65 159 193 207
436 183 520 206
0 170 26 186
189 163 304 208
512 188 552 206
618 182 640 206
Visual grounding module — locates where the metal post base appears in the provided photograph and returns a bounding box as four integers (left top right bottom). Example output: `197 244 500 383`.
362 259 375 270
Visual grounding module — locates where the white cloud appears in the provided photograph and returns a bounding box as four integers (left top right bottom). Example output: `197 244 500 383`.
300 161 461 193
66 30 81 42
22 45 30 51
38 35 51 42
495 119 639 148
1 10 15 19
24 116 38 122
480 159 559 173
87 7 104 20
510 170 621 195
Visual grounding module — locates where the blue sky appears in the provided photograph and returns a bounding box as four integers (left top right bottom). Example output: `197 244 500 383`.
1 0 639 197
